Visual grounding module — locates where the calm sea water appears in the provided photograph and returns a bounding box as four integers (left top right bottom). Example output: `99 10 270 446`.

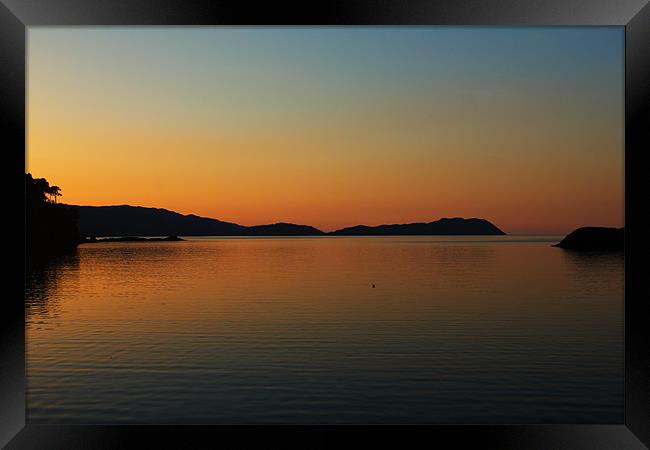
26 236 624 423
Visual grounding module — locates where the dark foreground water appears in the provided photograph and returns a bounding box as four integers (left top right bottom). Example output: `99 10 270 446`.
26 236 623 423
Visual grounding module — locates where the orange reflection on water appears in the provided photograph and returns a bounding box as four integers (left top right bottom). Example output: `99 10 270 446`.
26 237 624 424
27 237 623 333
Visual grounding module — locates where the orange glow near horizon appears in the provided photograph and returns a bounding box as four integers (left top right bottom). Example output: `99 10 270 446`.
27 28 624 234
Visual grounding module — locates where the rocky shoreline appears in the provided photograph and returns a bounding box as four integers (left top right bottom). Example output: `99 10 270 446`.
80 235 184 243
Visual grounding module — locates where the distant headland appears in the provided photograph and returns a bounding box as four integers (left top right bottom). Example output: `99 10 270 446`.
70 204 507 238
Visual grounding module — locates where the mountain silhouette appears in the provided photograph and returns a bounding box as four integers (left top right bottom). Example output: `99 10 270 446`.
73 205 324 237
330 217 505 236
72 205 505 237
75 205 246 237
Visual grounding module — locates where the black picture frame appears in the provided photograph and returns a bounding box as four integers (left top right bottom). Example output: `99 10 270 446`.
2 1 649 448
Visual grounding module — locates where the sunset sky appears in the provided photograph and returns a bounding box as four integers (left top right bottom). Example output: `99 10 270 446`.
27 27 624 234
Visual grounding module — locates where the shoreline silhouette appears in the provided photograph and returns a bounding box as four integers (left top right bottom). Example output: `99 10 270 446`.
26 174 624 259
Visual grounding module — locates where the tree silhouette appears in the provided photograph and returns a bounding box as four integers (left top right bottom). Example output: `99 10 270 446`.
26 174 63 204
26 173 79 261
26 173 50 204
48 185 62 203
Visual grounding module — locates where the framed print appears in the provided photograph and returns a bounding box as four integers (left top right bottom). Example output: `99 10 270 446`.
2 0 649 448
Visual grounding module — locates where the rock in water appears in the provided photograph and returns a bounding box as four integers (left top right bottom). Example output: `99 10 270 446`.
554 227 623 251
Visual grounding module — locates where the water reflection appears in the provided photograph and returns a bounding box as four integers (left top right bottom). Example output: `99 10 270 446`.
26 250 80 321
559 248 624 271
26 237 623 424
558 249 624 306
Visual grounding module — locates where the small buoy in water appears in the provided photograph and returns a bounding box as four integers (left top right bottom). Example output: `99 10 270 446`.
372 284 375 288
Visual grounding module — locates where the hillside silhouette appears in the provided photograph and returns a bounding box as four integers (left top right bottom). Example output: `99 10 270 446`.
74 205 324 237
76 205 246 237
71 204 505 237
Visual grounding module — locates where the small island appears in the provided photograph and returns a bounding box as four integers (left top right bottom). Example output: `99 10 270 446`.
330 217 505 236
554 227 624 251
